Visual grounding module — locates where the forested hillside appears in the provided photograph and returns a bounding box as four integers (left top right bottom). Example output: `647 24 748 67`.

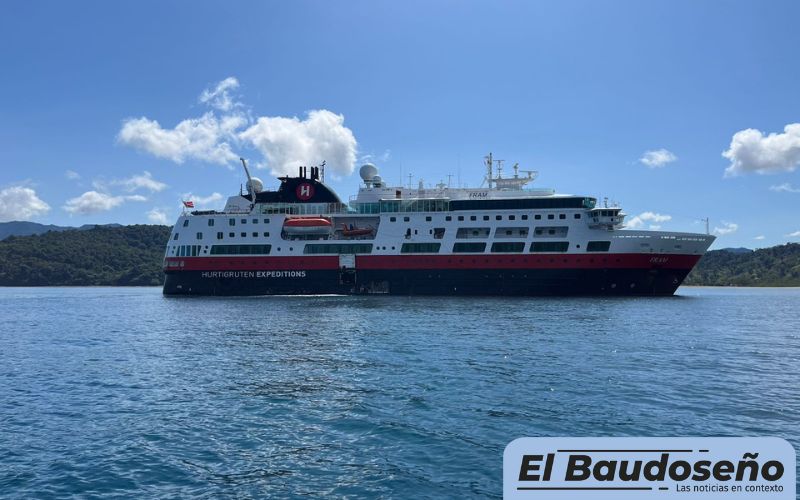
0 225 170 286
684 243 800 286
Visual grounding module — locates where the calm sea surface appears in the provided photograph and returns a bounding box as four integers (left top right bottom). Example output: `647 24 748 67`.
1 287 798 498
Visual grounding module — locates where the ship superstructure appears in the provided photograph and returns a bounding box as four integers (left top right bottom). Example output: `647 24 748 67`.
163 155 714 296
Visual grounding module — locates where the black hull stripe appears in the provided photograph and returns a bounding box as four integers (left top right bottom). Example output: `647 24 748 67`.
163 268 691 296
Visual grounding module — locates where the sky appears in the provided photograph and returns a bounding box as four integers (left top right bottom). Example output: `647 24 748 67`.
1 0 799 249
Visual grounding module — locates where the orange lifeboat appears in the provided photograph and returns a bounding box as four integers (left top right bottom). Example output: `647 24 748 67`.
283 217 332 234
340 224 374 237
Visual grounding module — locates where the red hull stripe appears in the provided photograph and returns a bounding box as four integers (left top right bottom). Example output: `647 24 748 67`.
165 253 701 271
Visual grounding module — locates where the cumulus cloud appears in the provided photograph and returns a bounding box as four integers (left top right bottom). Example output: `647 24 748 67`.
626 211 672 229
769 182 800 193
182 192 224 209
199 77 240 112
111 170 167 193
147 207 170 224
240 110 357 178
118 113 242 166
117 77 359 177
63 191 146 215
0 186 51 221
65 170 80 180
639 149 677 168
723 123 800 176
712 221 738 236
787 230 800 238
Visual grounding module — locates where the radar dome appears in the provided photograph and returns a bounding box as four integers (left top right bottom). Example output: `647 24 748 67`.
372 175 383 186
246 177 264 193
359 163 379 181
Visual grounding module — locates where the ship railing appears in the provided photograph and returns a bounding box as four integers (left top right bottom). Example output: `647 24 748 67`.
256 202 353 215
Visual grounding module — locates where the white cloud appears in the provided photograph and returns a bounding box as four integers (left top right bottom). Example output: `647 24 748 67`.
65 170 80 180
199 77 240 112
626 211 672 229
712 221 739 236
754 235 765 240
769 182 800 193
117 77 359 178
639 149 677 168
147 207 170 224
787 230 800 238
182 192 224 209
62 191 146 215
723 123 800 176
240 110 357 178
96 171 167 193
118 113 242 166
0 186 51 221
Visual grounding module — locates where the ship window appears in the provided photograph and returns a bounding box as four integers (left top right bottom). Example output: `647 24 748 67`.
182 220 189 227
483 215 490 221
208 219 214 227
217 232 223 240
196 232 203 240
491 242 525 253
390 217 396 222
304 243 373 254
241 219 247 224
229 218 235 226
241 232 246 237
521 215 528 220
470 216 477 221
530 241 569 253
456 227 490 239
229 232 234 238
210 244 272 255
263 232 269 237
252 232 258 237
453 242 486 253
535 214 541 220
533 226 569 238
496 215 502 221
264 218 270 224
548 214 555 220
587 241 611 252
433 228 446 239
253 219 258 224
574 213 581 219
559 214 566 219
425 216 432 222
509 215 516 220
446 216 452 221
404 216 410 222
401 243 441 253
173 233 179 240
458 216 464 221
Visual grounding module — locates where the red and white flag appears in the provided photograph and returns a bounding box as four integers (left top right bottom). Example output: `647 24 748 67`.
182 200 194 208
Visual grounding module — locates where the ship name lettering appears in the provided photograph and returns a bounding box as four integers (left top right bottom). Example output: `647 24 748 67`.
469 191 488 198
649 257 669 264
200 270 307 279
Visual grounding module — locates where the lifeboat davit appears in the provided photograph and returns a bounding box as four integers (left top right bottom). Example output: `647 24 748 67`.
283 217 332 234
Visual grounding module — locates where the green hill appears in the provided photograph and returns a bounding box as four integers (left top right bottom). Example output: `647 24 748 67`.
684 243 800 286
0 225 170 286
0 224 798 287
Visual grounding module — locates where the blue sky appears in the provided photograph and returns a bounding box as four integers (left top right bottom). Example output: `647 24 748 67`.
2 0 800 248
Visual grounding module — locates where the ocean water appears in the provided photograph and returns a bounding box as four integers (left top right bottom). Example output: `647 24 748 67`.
1 287 798 498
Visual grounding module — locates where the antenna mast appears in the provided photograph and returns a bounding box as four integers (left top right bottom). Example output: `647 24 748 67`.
485 152 493 190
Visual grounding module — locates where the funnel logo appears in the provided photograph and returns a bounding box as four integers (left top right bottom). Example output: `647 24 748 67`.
296 183 315 200
504 437 795 499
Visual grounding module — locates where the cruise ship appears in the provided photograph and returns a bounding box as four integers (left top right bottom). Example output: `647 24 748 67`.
163 155 715 296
